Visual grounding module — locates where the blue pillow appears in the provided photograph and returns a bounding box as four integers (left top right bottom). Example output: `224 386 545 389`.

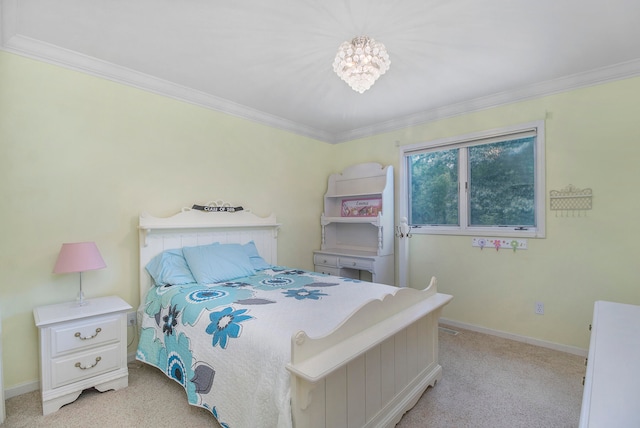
241 241 272 270
145 248 196 286
183 243 256 284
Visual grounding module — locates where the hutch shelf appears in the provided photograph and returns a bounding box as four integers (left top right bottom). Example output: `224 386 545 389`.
314 163 394 285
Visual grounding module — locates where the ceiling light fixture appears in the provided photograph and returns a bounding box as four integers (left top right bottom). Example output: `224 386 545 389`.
333 35 390 94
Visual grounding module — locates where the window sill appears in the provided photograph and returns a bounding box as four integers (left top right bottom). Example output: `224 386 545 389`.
409 226 545 239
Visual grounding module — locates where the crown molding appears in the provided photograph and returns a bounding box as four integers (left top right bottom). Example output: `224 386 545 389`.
0 32 334 143
2 0 640 146
334 58 640 143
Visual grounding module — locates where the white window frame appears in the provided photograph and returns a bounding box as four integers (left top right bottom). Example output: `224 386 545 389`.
399 121 546 238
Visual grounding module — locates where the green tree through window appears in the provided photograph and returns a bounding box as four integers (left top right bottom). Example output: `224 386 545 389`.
469 137 534 226
402 122 545 237
410 148 458 225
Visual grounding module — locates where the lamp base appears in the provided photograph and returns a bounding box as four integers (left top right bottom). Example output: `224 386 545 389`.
77 291 88 306
77 275 88 306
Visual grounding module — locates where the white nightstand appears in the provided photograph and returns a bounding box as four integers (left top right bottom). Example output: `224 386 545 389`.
1 309 5 424
33 296 132 415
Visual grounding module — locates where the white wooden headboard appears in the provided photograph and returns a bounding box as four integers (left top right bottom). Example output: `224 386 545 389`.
138 206 280 304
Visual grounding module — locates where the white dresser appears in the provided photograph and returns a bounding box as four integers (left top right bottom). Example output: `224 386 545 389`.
33 296 131 415
579 300 640 427
0 309 5 424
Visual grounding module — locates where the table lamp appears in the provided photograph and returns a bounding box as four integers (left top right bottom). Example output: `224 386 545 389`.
53 242 106 306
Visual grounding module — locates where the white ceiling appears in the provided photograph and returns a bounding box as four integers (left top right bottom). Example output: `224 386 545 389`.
2 0 640 143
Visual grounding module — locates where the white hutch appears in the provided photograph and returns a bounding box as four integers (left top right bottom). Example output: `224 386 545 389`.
314 163 395 285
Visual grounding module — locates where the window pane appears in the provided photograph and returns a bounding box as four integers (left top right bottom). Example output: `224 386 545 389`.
468 137 535 227
409 149 459 225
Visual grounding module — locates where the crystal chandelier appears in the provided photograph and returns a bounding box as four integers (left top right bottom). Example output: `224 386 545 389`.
333 35 390 93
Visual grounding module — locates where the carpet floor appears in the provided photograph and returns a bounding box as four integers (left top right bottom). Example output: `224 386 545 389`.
3 325 586 427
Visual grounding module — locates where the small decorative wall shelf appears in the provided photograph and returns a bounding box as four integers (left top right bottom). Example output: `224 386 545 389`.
550 185 592 216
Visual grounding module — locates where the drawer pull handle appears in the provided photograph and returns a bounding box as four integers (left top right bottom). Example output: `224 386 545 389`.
323 259 328 263
75 328 102 340
352 262 357 266
75 356 102 370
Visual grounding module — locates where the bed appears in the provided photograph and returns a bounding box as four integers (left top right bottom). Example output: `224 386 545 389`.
136 204 452 428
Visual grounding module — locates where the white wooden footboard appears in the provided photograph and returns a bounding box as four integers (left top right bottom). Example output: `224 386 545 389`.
287 277 453 428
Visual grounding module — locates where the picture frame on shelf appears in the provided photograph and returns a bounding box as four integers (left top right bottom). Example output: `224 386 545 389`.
341 197 382 217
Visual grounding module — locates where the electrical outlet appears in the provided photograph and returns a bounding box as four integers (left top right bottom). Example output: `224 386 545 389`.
535 302 544 315
127 311 137 326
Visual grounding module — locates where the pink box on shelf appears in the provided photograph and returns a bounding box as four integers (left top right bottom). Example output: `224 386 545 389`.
341 197 382 217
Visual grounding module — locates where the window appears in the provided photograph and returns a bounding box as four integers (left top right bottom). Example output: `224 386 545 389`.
400 121 545 238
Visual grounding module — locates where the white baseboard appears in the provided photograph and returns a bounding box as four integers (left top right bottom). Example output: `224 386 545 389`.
439 318 588 357
4 380 39 399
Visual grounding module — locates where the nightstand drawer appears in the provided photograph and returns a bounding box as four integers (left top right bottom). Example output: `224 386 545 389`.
51 343 122 389
314 254 338 267
338 256 373 271
51 314 121 357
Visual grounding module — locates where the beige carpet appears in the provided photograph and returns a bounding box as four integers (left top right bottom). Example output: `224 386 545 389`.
3 325 585 427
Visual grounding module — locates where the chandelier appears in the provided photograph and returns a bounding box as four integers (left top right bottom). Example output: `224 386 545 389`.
333 35 390 93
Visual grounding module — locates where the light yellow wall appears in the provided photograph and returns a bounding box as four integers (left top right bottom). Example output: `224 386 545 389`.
334 76 640 350
0 52 333 389
2 48 640 392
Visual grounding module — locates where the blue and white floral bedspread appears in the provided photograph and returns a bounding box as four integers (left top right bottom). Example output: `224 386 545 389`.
136 267 396 428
